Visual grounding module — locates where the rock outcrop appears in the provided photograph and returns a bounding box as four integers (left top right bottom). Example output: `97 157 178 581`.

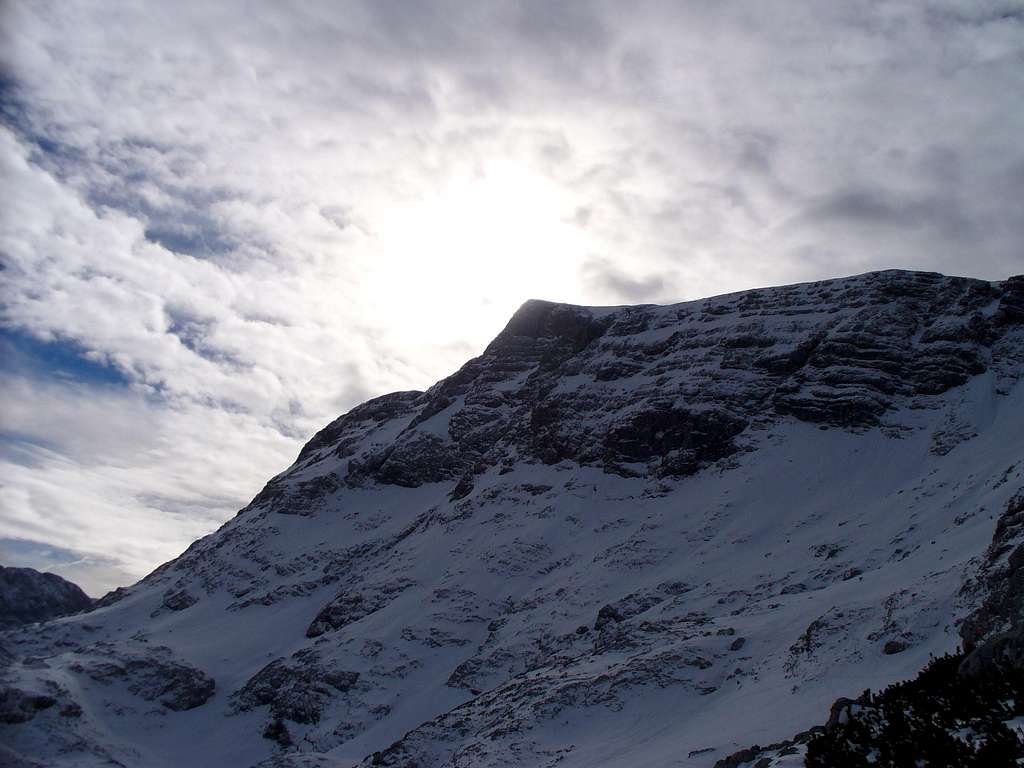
253 271 1024 513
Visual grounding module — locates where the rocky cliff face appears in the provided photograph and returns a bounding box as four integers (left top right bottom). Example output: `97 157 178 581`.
1 270 1022 768
0 567 93 629
273 271 1022 499
958 488 1024 674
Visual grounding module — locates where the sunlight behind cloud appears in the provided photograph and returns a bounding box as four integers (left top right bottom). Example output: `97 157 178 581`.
370 160 590 348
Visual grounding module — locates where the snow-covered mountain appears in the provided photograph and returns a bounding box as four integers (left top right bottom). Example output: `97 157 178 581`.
2 269 1022 767
0 567 93 630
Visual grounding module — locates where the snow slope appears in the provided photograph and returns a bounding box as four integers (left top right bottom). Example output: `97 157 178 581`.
1 269 1022 768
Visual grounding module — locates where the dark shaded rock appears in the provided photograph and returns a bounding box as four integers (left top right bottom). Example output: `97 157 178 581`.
233 657 360 724
0 687 56 724
594 590 669 632
306 581 414 638
487 299 608 354
152 663 216 710
445 656 488 691
307 593 377 638
594 604 624 630
0 566 93 628
295 390 424 465
161 589 198 612
960 625 1024 677
729 637 746 652
604 403 748 476
231 580 323 611
713 745 764 768
960 490 1024 650
824 691 872 732
770 273 999 427
882 639 908 655
71 655 215 711
994 275 1024 327
449 473 475 501
371 433 462 487
247 390 426 514
92 586 131 609
714 734 818 768
263 717 293 747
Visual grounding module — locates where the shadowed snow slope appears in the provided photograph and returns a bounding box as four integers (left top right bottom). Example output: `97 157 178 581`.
2 269 1023 767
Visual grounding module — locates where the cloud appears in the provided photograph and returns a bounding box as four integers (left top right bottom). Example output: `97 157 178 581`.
580 256 667 304
796 186 982 244
0 538 131 598
0 367 303 594
1 0 1022 591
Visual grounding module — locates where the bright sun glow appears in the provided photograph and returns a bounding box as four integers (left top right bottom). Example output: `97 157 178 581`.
369 160 589 350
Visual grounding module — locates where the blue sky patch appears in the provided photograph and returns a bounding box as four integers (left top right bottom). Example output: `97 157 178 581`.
0 328 132 388
0 537 82 567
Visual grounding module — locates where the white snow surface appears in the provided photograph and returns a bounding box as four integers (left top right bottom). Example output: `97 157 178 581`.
1 270 1023 768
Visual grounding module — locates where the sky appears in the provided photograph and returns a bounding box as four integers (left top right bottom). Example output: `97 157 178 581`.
1 0 1022 596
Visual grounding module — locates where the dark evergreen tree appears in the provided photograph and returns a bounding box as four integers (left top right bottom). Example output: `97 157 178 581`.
805 650 1023 767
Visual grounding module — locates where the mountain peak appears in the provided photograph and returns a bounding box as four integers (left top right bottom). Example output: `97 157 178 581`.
4 269 1023 767
484 298 607 353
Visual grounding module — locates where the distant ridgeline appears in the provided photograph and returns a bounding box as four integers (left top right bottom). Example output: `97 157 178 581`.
0 566 93 629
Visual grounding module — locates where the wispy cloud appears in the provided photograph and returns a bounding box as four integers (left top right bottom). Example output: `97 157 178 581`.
1 0 1022 593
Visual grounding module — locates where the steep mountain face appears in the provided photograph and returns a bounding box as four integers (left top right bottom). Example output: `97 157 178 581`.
1 269 1022 768
0 566 93 629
